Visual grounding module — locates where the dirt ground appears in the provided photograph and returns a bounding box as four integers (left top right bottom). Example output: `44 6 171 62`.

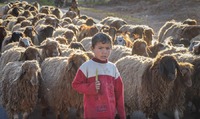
78 0 200 38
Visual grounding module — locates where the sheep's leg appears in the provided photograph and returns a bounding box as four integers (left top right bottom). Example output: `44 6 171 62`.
174 109 180 119
55 111 62 119
13 113 19 119
22 112 29 119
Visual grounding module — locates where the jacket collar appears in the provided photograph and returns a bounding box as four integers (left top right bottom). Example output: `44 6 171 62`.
92 57 108 63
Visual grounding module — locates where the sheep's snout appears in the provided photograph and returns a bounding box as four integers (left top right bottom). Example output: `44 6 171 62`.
167 73 176 81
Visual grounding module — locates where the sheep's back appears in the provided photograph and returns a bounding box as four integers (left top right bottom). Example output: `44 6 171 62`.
115 55 152 111
41 56 70 109
109 45 132 63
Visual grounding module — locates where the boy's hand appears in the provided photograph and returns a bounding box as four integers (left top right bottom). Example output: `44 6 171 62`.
95 80 100 92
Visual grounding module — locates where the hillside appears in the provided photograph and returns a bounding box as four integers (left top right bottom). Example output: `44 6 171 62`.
79 0 200 38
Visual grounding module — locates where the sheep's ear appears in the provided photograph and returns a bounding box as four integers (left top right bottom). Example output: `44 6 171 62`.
58 47 62 56
12 67 25 82
38 72 44 81
175 61 182 76
37 44 46 49
30 76 39 86
67 61 73 71
20 52 27 61
159 62 164 75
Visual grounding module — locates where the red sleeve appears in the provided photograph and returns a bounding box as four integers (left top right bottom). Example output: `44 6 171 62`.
72 69 98 95
115 76 126 119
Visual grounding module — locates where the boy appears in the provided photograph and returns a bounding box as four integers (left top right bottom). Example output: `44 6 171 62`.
72 32 126 119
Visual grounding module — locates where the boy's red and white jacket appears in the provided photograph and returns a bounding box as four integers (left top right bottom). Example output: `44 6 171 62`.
72 58 126 119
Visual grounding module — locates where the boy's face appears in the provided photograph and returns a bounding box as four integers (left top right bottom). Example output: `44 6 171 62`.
92 42 112 61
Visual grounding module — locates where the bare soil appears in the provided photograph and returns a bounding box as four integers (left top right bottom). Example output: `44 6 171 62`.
79 0 200 38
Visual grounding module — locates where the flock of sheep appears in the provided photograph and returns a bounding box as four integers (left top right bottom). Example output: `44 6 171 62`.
0 1 200 119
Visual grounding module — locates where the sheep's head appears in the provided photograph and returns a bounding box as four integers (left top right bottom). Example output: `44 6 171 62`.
178 62 194 87
62 29 76 43
20 46 42 63
18 37 33 47
39 40 61 58
114 36 126 46
67 51 89 71
10 31 24 42
14 60 41 86
154 55 180 81
132 39 149 57
0 26 7 39
144 29 154 46
192 42 200 55
69 42 86 51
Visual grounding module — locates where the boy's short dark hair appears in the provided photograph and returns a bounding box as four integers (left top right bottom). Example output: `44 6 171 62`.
91 32 113 48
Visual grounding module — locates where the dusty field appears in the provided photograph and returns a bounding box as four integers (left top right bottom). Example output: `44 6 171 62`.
78 0 200 38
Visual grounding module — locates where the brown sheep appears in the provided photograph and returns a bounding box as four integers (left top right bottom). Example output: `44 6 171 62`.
77 24 98 41
164 62 194 118
1 60 41 119
131 39 149 57
38 39 62 60
115 54 181 118
119 25 154 46
40 51 89 119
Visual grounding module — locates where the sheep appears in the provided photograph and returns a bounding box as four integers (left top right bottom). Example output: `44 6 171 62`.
80 37 92 51
100 16 127 30
157 20 179 42
55 36 68 45
159 52 200 115
1 31 25 50
158 45 189 56
63 24 79 35
77 24 98 42
23 26 38 43
33 24 55 45
68 42 86 51
114 32 133 48
62 10 77 19
119 25 154 46
0 46 42 71
0 47 26 71
37 38 62 60
108 45 132 63
158 20 200 47
161 62 194 119
183 18 197 25
51 7 63 19
115 54 182 118
1 37 33 53
131 39 149 57
1 60 41 119
40 51 89 119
